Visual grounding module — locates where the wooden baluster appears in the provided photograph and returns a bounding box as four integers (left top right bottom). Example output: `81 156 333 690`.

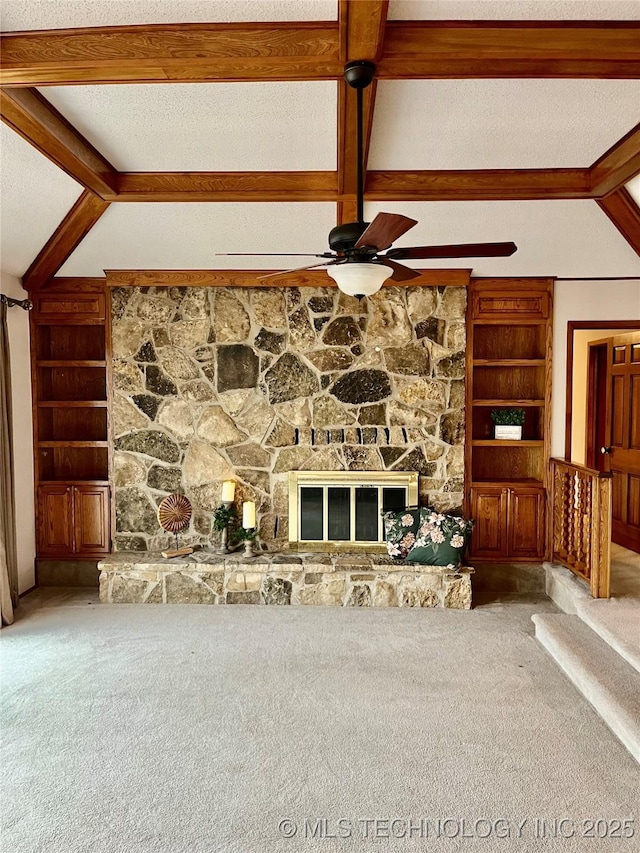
575 472 585 573
566 469 576 565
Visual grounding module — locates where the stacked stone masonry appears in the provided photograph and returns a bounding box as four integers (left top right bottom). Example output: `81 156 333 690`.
98 552 473 609
111 285 466 552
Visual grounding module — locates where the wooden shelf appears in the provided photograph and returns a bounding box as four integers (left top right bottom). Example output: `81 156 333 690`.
473 359 545 367
36 360 106 368
39 479 109 486
472 439 543 447
472 399 545 407
38 441 109 448
37 400 108 408
471 478 543 487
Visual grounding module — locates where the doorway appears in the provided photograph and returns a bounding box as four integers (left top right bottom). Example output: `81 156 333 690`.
586 332 640 553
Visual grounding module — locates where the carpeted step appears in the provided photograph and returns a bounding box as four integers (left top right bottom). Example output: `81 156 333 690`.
576 599 640 675
532 613 640 764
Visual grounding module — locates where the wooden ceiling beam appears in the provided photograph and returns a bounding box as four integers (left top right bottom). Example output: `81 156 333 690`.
596 188 640 256
0 23 341 86
0 88 117 196
22 191 110 292
113 171 338 202
2 21 638 86
589 123 640 198
379 22 640 78
337 1 388 226
366 168 592 200
105 268 470 288
107 168 598 202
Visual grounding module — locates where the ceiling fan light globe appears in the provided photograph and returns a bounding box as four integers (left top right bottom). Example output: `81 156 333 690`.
327 263 391 298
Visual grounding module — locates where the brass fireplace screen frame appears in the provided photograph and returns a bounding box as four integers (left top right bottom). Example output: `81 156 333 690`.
288 471 419 552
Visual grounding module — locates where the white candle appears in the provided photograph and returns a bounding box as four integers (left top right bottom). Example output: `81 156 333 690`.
242 501 256 529
221 480 235 502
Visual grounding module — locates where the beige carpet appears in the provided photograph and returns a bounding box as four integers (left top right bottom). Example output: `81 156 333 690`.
1 593 638 853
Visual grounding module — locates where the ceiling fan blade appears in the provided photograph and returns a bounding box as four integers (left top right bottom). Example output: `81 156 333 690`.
376 259 422 283
257 260 340 281
385 241 518 260
354 213 418 252
216 252 333 258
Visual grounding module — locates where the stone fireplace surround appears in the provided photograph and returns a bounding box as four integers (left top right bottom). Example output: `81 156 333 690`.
107 283 469 607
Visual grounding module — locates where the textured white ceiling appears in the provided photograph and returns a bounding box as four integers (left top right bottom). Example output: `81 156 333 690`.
363 200 640 277
389 0 640 19
0 124 82 277
0 0 337 31
369 80 640 170
57 202 337 276
627 174 640 208
55 198 640 279
40 83 337 171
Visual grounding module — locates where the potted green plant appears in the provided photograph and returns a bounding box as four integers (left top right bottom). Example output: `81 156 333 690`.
490 407 525 440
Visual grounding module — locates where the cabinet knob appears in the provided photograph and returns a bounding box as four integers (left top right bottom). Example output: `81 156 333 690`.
600 446 611 455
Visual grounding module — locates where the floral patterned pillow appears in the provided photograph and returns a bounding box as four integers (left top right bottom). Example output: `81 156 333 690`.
382 507 422 558
404 510 474 567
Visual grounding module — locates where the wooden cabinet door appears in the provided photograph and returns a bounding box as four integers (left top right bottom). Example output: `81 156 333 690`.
470 487 507 558
73 485 110 555
37 485 73 556
508 487 545 559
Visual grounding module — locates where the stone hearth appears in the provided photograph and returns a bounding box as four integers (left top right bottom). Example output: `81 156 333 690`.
98 551 473 609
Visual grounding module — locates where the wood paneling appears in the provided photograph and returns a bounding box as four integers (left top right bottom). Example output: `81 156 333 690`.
379 22 640 79
105 268 470 288
366 168 592 200
22 191 110 292
597 187 640 256
33 291 106 322
0 87 117 196
0 23 342 86
589 123 640 197
114 171 338 202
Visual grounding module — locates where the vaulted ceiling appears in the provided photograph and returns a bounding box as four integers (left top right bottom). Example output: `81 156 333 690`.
1 0 639 290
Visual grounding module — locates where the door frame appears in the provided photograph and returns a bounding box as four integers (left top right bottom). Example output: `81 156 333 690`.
564 320 640 461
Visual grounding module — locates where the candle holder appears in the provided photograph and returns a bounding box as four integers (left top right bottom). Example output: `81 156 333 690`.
214 500 235 554
242 529 257 557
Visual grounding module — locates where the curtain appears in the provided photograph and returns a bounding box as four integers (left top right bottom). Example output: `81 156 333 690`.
0 301 18 626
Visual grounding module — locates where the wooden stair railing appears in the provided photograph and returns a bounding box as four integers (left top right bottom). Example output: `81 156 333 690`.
549 458 612 598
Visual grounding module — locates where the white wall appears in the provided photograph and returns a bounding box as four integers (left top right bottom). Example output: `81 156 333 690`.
1 272 35 593
551 280 640 459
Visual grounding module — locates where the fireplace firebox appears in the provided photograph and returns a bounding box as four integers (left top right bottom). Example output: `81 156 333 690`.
288 471 418 552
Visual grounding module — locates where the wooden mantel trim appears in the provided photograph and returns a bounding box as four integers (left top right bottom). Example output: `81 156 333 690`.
105 268 471 288
1 21 638 86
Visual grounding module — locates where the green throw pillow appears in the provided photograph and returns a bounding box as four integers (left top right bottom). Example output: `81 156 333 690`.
382 507 422 559
405 510 474 568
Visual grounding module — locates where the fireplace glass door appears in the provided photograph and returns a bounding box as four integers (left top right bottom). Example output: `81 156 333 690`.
290 472 417 550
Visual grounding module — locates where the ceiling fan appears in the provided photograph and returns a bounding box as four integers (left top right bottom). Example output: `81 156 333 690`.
218 60 517 298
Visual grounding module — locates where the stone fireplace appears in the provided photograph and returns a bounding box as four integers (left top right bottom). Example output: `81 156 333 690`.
111 284 466 554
